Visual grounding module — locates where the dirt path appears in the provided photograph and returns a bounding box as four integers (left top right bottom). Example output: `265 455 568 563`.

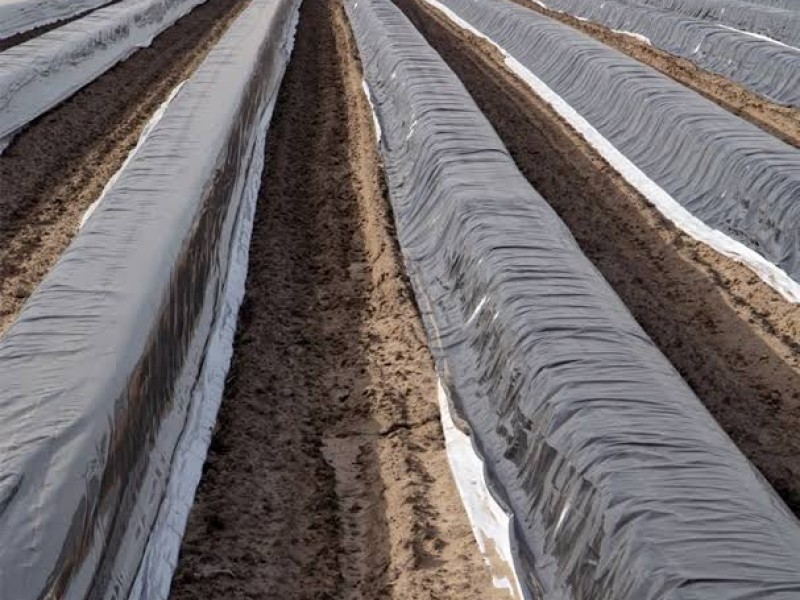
509 0 800 148
394 0 800 515
169 0 506 598
0 0 252 336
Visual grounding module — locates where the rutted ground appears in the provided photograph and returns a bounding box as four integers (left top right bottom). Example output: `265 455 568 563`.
169 0 505 597
0 0 252 335
393 0 800 515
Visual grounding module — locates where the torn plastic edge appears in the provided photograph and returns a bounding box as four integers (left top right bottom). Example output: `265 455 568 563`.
125 7 301 600
437 378 523 599
80 81 187 230
361 78 382 142
423 0 800 304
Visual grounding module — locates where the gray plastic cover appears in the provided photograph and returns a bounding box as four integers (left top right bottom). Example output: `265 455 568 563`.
344 0 800 597
0 0 298 597
535 0 800 107
431 0 800 283
0 0 113 40
742 0 800 10
633 0 800 47
0 0 209 142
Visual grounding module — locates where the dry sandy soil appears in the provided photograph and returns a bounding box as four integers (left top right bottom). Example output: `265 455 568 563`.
0 0 252 335
169 0 506 598
394 0 800 515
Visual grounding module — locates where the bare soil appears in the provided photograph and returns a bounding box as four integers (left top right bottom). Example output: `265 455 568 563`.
510 0 800 148
169 0 505 598
0 0 252 336
394 0 800 515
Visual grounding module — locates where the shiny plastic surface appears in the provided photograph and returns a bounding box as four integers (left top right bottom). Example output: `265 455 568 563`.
633 0 800 47
0 0 208 141
434 0 800 282
344 0 800 597
537 0 800 106
0 0 298 597
0 0 114 40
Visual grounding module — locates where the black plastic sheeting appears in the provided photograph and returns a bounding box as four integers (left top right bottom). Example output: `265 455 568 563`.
344 0 800 597
433 0 800 283
0 0 297 597
536 0 800 107
634 0 800 47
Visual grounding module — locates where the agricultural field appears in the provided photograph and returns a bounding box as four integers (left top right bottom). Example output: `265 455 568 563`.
0 0 798 598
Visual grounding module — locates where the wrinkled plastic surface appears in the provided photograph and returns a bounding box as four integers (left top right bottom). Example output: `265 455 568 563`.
344 0 800 597
633 0 800 47
0 0 113 40
0 0 298 597
744 0 800 10
536 0 800 106
433 0 800 284
0 0 208 141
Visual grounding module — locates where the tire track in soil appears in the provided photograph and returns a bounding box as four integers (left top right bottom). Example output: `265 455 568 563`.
0 0 252 336
169 0 506 598
394 0 800 515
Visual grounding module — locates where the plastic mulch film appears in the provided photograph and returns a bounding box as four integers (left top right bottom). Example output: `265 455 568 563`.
533 0 800 107
429 0 800 294
629 0 800 47
0 0 208 143
0 0 113 40
0 0 299 597
343 0 800 597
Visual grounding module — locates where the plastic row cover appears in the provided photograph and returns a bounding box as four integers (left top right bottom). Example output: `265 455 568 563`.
740 0 800 10
433 0 800 283
0 0 113 40
0 0 208 141
634 0 800 47
0 0 299 597
745 0 800 9
536 0 800 106
343 0 800 597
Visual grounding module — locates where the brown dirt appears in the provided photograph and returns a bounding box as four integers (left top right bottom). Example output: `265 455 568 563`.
0 0 122 52
169 0 506 598
394 0 800 515
510 0 800 148
0 0 253 336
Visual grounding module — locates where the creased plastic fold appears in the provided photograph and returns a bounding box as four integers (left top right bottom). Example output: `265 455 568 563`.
534 0 800 106
0 0 299 597
0 0 209 142
343 0 800 597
